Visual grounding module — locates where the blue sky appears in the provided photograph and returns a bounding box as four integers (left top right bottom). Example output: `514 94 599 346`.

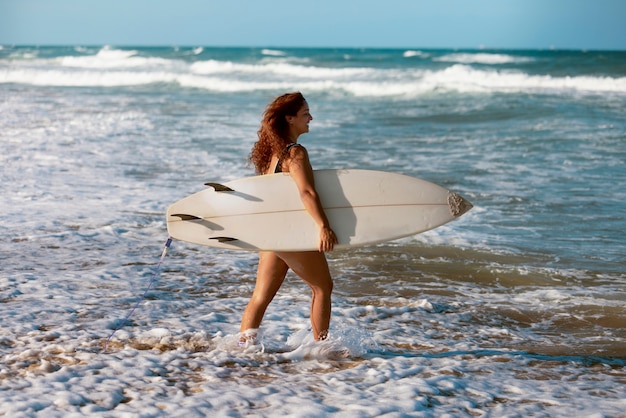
1 0 625 50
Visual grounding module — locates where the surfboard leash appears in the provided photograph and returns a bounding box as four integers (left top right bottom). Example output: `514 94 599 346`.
103 236 173 353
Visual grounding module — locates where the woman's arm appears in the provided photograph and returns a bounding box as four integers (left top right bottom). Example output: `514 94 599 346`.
286 146 337 252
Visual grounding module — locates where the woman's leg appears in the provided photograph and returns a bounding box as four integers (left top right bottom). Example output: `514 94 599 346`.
277 251 333 340
240 251 289 334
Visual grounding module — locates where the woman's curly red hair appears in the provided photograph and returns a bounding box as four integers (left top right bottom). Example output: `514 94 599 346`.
249 92 306 174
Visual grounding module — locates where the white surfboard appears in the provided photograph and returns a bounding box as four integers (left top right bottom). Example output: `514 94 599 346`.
166 169 472 251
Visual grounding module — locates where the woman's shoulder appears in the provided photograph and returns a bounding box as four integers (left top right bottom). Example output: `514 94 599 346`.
286 143 309 160
286 142 307 154
285 142 304 151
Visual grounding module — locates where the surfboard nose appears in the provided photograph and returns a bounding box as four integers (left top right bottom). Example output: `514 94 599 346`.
447 192 473 217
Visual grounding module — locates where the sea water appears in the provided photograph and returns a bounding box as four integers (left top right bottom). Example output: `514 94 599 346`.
1 45 625 417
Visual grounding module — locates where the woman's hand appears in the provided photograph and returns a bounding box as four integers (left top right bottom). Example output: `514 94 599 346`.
319 225 338 252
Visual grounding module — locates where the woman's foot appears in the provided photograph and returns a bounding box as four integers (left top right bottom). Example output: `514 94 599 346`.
238 329 259 348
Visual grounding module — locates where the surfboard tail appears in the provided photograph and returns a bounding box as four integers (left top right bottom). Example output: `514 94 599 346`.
447 192 473 218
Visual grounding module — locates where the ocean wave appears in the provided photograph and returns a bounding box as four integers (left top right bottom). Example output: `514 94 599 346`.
435 53 535 64
0 68 181 87
425 64 626 94
2 55 625 96
59 47 179 69
190 59 373 78
261 48 286 56
5 50 39 60
403 50 429 58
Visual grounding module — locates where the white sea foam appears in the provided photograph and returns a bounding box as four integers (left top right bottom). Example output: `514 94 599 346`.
403 50 428 58
189 59 372 79
419 64 626 94
261 48 286 56
3 54 625 96
435 52 535 64
0 68 179 87
59 47 178 70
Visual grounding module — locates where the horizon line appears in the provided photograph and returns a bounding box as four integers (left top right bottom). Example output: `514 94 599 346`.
2 43 625 52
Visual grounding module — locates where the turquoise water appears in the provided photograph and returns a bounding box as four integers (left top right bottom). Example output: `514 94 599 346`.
1 45 625 416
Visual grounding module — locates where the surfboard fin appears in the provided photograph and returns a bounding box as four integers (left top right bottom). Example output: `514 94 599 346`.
210 236 238 243
448 192 473 217
205 182 234 192
171 213 203 221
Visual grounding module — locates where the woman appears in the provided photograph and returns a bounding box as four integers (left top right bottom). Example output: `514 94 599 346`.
239 92 338 345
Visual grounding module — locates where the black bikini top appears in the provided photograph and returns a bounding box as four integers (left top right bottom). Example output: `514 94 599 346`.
274 143 301 173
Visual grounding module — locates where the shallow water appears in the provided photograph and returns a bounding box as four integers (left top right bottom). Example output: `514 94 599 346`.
1 45 625 416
